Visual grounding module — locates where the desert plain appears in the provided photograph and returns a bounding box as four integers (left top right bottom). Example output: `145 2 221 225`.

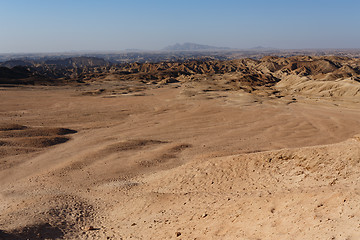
1 56 360 239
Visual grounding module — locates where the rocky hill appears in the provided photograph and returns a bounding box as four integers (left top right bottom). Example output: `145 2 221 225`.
0 66 36 85
0 57 110 68
1 56 360 99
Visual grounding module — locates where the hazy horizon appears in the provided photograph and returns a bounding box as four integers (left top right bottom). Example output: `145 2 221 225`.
1 0 360 54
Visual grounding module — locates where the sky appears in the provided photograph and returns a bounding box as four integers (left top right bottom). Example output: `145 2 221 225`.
0 0 360 53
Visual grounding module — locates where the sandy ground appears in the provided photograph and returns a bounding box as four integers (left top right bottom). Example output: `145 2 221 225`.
1 82 360 239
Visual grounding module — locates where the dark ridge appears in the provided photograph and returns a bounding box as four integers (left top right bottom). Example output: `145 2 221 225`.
106 139 167 152
0 127 77 138
0 124 28 131
0 66 31 79
0 223 64 240
15 137 70 148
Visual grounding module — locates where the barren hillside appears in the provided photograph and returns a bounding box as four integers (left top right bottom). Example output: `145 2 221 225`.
1 56 360 239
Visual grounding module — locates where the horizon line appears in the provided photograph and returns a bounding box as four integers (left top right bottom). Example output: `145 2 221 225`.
1 47 360 56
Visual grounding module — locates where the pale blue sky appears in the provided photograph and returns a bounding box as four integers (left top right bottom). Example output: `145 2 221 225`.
0 0 359 53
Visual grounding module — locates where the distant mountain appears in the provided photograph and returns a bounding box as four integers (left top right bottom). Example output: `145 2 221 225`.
163 42 230 51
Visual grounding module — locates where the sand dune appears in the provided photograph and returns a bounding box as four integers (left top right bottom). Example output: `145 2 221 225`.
112 137 360 239
1 56 360 239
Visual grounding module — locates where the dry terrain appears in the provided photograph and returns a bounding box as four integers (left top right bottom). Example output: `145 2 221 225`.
1 56 360 239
